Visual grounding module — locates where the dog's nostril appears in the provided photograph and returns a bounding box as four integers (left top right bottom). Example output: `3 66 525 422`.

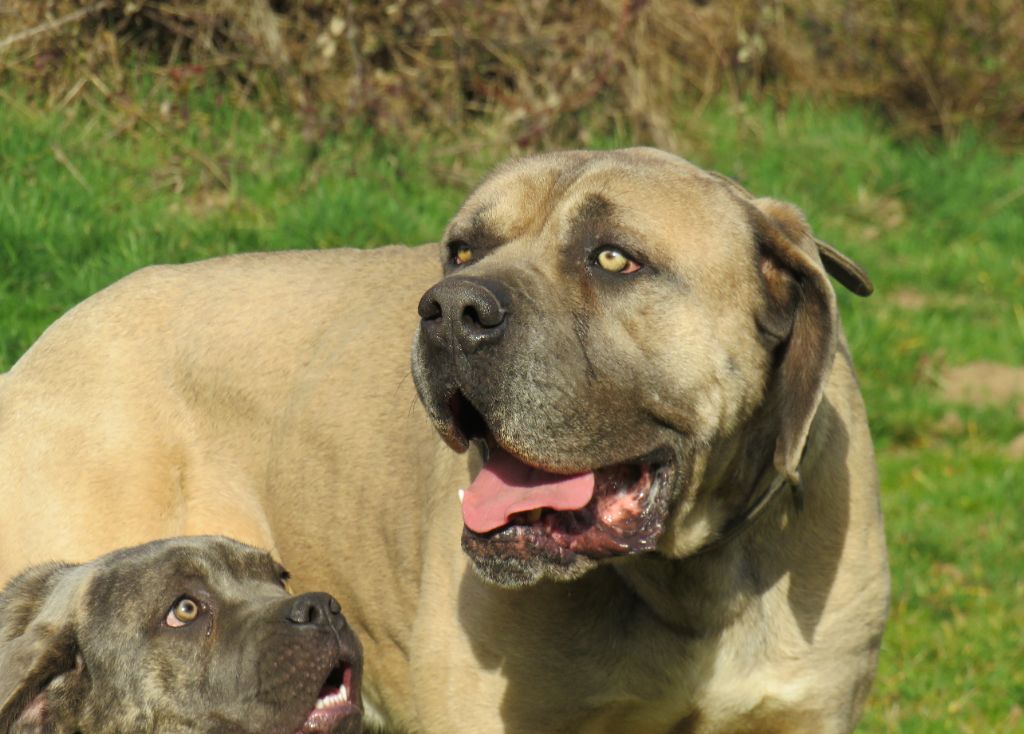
287 593 336 627
418 292 443 321
462 306 481 328
288 602 317 625
462 302 504 329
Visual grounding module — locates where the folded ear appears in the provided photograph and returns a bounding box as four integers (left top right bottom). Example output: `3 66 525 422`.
815 238 874 297
706 168 874 298
0 564 83 733
750 198 843 487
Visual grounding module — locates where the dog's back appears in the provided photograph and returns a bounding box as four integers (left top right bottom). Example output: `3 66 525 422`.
0 245 444 584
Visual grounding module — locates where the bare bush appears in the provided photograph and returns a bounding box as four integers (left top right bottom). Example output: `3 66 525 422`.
2 0 1021 146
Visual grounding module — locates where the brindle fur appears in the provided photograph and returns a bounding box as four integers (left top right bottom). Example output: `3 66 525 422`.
0 537 362 734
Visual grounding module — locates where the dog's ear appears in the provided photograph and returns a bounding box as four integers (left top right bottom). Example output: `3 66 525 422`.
815 237 874 297
708 168 874 300
0 564 85 733
750 198 851 487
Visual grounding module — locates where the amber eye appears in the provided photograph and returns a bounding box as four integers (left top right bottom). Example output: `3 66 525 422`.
450 243 474 266
166 597 200 628
595 247 641 274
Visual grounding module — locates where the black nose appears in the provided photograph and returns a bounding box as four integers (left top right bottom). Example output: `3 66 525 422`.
418 277 510 353
286 592 344 628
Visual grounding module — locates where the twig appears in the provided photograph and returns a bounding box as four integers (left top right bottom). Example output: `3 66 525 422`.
86 73 231 189
56 77 89 112
51 145 91 191
0 1 112 52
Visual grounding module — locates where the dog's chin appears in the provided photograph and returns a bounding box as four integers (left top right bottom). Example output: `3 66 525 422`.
462 528 599 587
289 656 363 734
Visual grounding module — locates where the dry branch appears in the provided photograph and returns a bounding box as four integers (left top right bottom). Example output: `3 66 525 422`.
0 1 111 51
0 0 1020 146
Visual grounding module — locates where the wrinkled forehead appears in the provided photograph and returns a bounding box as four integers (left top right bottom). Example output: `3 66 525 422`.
449 149 752 248
88 538 284 610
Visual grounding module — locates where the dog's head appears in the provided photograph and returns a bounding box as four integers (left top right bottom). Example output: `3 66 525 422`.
411 148 872 587
0 536 363 734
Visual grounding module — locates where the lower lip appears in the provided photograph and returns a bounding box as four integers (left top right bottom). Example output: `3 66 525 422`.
301 703 359 733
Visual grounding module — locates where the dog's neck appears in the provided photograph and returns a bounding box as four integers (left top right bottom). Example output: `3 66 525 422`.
612 404 829 634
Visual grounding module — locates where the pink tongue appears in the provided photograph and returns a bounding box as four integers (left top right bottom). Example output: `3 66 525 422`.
462 448 596 534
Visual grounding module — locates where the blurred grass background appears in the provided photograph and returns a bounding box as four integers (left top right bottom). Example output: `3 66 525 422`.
1 2 1022 732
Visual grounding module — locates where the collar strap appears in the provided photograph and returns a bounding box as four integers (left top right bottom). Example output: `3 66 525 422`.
691 465 799 557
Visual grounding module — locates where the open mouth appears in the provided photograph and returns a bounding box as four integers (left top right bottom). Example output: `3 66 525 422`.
448 388 674 563
297 661 361 734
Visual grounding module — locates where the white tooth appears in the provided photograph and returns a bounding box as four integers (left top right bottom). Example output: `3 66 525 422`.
315 700 325 710
339 686 348 702
457 488 465 505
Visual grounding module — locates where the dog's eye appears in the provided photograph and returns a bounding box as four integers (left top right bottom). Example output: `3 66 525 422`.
448 241 474 266
166 597 201 628
594 247 641 274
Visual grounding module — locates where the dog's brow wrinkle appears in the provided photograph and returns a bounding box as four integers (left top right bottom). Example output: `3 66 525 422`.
566 195 615 247
572 312 597 381
470 203 492 221
551 155 595 197
456 211 506 251
574 193 614 224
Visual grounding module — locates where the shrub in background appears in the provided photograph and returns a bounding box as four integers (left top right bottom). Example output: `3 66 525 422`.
2 0 1021 147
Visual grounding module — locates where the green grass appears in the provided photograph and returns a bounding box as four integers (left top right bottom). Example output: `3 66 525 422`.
1 85 1022 732
0 86 469 363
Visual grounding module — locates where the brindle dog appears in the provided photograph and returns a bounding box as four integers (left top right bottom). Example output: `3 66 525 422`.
0 537 362 734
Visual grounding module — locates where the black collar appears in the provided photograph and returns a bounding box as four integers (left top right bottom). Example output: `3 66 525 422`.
691 465 800 557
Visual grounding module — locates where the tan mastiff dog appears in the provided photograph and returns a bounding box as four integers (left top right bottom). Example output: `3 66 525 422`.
0 149 889 733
